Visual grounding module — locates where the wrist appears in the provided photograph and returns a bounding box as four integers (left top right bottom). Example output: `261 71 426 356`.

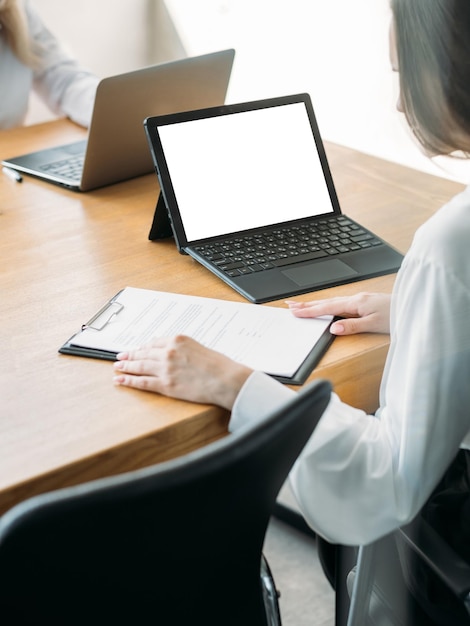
215 363 253 411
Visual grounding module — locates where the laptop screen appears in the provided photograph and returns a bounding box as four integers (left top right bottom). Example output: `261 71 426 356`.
156 100 338 242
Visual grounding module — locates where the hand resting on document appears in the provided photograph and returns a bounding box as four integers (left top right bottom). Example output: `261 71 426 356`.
286 292 391 336
113 335 252 410
113 292 391 406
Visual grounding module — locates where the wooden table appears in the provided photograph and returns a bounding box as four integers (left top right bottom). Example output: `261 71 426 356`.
0 120 463 515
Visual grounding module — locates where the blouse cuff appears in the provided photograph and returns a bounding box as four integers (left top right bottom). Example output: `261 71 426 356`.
229 371 296 432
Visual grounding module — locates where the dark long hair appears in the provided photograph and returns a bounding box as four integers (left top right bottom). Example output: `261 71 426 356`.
391 0 470 155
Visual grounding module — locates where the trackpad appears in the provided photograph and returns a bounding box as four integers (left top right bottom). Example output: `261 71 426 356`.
282 259 358 286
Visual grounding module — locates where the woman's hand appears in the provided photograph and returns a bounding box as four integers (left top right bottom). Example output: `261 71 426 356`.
286 292 392 335
113 335 252 410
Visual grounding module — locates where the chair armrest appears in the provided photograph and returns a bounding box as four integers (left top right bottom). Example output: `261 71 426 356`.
399 518 470 601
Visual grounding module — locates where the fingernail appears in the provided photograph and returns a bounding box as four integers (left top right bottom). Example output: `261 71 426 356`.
331 322 344 334
113 375 124 385
113 361 124 370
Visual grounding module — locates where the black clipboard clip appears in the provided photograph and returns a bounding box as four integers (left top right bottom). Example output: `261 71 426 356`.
81 300 124 331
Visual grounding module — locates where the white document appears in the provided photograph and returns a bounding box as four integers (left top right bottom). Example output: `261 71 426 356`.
70 287 333 379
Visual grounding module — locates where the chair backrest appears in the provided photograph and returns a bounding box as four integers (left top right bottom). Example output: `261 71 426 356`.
0 379 331 626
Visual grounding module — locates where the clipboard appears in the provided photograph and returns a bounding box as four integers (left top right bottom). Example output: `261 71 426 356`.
271 329 335 385
59 287 336 385
59 291 125 361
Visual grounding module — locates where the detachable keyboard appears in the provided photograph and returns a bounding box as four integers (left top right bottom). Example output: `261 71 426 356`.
193 216 383 277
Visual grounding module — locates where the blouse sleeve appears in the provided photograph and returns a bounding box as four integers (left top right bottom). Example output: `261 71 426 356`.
230 191 470 546
25 1 99 127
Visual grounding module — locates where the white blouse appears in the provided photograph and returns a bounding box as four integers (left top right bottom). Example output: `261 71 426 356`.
230 184 470 546
0 0 98 129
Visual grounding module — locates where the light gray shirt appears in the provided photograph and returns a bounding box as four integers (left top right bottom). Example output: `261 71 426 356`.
0 0 98 129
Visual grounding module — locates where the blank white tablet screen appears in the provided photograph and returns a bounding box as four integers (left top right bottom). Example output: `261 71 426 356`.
158 101 335 242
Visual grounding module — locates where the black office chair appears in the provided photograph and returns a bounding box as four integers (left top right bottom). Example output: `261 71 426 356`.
346 457 470 626
0 379 331 626
346 523 470 625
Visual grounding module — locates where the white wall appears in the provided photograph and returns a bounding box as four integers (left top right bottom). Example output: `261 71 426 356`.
164 0 470 184
27 0 185 124
29 0 470 183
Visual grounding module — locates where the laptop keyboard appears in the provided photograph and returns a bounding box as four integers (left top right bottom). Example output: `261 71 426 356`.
193 216 383 277
40 154 84 180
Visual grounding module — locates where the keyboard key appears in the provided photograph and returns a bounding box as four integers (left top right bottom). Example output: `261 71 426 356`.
196 216 382 276
272 250 328 267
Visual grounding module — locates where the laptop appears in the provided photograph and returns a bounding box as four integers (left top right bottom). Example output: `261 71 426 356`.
143 93 403 304
1 49 235 191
